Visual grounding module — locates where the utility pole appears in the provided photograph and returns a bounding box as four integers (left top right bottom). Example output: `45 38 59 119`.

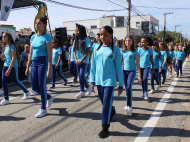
163 12 173 43
175 25 181 42
127 0 131 35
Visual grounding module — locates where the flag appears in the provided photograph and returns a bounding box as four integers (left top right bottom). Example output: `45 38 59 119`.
34 6 46 33
0 0 14 21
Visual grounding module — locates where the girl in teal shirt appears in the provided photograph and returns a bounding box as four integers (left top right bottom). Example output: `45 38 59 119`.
0 32 30 106
90 26 123 138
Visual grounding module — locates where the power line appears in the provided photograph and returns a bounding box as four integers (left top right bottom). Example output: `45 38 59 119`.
106 0 127 9
135 5 190 10
41 0 127 12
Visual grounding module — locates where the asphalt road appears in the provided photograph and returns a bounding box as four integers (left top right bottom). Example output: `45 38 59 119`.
0 58 190 142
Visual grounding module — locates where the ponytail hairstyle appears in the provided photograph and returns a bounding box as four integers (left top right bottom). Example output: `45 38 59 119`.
97 25 114 53
152 40 159 50
53 39 61 48
74 23 87 53
2 32 19 60
142 36 153 47
122 35 136 52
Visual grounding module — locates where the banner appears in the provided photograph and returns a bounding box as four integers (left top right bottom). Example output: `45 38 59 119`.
1 0 14 21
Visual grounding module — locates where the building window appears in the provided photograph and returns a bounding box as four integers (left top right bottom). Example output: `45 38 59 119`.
142 21 149 33
136 22 140 29
116 17 124 27
91 25 97 29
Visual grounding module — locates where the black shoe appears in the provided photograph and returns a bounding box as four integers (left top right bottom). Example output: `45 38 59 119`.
98 124 110 138
49 86 55 89
73 78 77 83
64 80 67 85
109 106 116 122
162 81 165 84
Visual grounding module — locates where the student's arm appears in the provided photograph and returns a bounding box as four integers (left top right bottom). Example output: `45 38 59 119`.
68 53 70 66
46 42 53 78
56 54 62 69
90 47 96 93
150 55 155 74
5 49 16 76
73 51 78 65
78 47 90 66
136 55 141 83
115 47 123 96
19 53 23 68
162 52 167 68
90 50 93 64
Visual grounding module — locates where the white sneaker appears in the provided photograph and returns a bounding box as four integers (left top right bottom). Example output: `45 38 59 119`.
127 107 133 115
124 105 128 110
46 95 54 108
30 90 38 96
76 92 85 99
0 90 3 95
144 93 149 100
0 99 10 106
35 109 47 118
157 85 160 90
169 75 172 78
22 92 30 100
86 87 91 96
149 89 154 94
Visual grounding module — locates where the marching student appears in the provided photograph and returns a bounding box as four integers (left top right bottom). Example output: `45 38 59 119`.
25 16 54 118
168 44 175 78
159 42 167 86
50 39 67 89
176 45 185 77
68 39 78 82
86 33 101 79
121 35 141 115
0 32 30 106
149 41 160 94
173 45 178 74
137 37 154 100
90 26 123 138
73 24 91 99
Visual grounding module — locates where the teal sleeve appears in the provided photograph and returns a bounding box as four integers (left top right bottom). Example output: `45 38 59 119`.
90 47 96 85
115 47 124 88
85 37 91 49
164 52 167 59
11 44 16 51
58 48 62 55
45 34 53 43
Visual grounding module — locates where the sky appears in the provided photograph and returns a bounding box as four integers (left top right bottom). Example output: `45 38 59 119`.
0 0 190 39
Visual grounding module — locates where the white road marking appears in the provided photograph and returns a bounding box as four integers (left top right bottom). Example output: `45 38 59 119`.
134 59 188 142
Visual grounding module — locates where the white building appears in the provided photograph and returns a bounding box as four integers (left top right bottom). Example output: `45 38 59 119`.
62 15 159 40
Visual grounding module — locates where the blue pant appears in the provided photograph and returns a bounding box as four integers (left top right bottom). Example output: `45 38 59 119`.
2 66 29 100
177 60 183 76
141 67 150 94
31 56 51 110
69 61 78 81
173 61 177 72
159 68 166 85
150 69 159 90
123 70 136 107
76 63 89 92
52 65 67 86
86 63 91 77
97 85 114 124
